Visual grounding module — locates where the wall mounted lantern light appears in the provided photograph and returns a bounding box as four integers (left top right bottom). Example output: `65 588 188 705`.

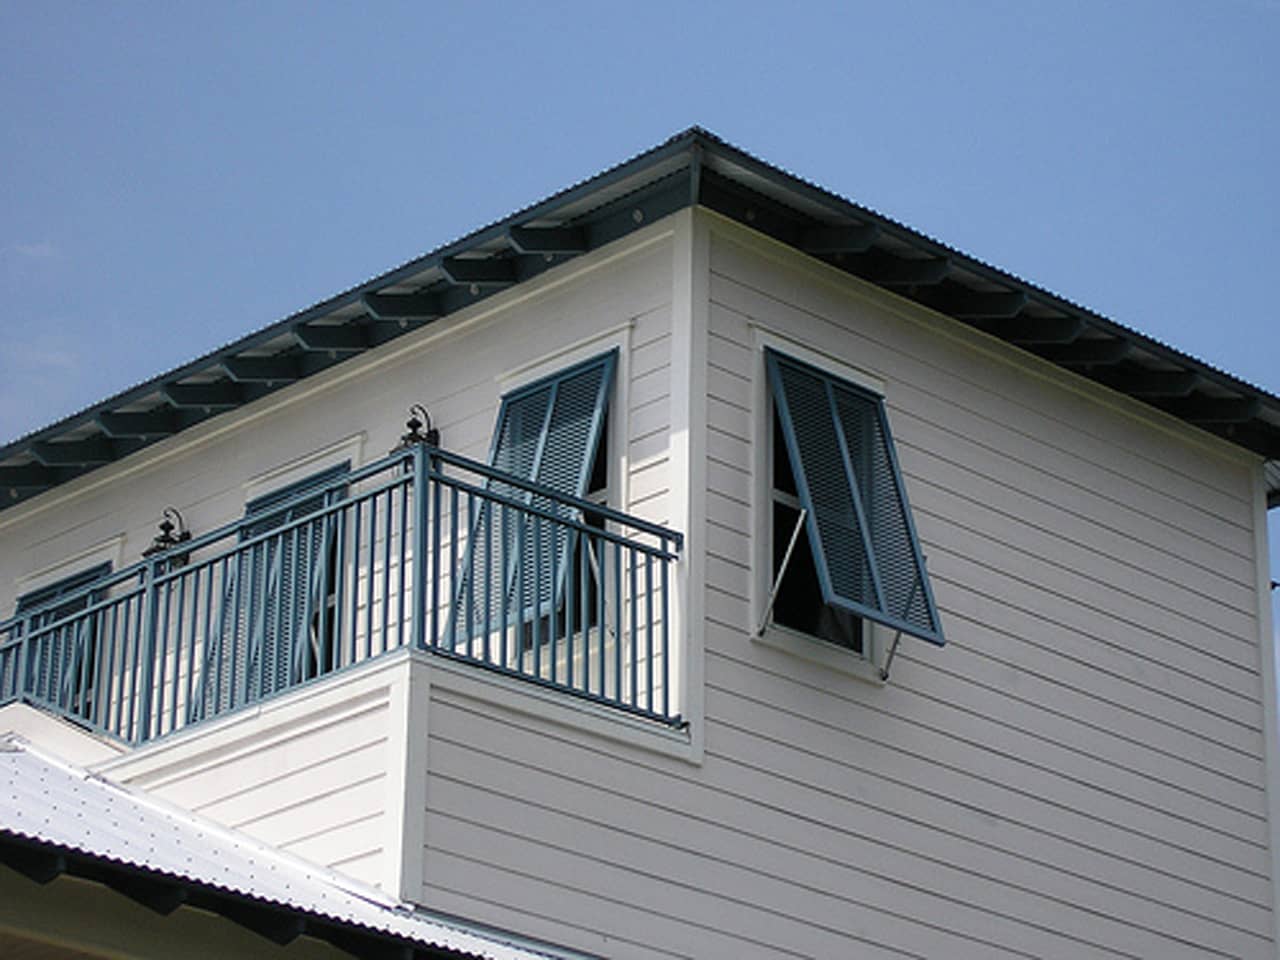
392 404 440 453
142 507 192 566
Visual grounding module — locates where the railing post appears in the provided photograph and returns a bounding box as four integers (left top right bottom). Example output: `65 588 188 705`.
137 558 161 743
16 614 33 700
412 445 430 651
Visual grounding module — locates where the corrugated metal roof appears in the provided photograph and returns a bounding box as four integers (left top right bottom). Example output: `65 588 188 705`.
0 736 595 960
2 126 1277 509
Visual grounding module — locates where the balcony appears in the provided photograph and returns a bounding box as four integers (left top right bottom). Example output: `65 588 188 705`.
0 446 683 744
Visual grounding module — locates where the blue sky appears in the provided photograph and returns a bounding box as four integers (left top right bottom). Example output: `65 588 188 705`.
1 1 1277 576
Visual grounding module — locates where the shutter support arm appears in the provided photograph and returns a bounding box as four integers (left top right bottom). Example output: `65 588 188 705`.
756 508 807 637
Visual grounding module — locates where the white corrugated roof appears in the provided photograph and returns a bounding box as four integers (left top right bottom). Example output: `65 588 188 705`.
0 736 594 960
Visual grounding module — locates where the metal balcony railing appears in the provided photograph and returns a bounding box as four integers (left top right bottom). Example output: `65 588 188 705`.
0 446 683 744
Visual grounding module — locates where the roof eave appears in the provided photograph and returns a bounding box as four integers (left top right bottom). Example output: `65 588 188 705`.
3 127 1277 510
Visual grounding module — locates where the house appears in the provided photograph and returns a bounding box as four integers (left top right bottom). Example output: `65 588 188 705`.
1 127 1277 959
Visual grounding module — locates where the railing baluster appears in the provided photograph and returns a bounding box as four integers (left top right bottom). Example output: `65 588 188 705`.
532 514 542 678
612 540 622 704
430 452 442 649
499 501 509 669
481 494 491 663
381 487 392 654
515 505 526 674
645 553 654 715
365 491 376 660
398 479 408 649
270 535 283 694
629 546 637 709
349 499 362 667
171 571 187 734
596 536 606 697
448 485 458 651
155 572 171 736
661 539 670 720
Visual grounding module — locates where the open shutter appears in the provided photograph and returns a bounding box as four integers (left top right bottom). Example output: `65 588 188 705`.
452 351 616 642
767 349 944 645
198 464 347 718
15 562 112 715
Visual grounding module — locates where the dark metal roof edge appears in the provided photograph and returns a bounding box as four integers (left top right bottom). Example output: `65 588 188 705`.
2 126 1276 506
0 129 704 459
691 130 1280 408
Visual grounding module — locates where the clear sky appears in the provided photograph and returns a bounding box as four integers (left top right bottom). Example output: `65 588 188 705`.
1 1 1277 578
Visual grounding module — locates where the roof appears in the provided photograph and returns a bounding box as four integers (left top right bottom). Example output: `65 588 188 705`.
2 126 1278 509
0 737 595 960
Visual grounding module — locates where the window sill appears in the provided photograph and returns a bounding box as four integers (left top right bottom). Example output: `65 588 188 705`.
754 622 886 686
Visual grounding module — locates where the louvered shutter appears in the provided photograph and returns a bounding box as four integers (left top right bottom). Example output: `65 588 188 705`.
453 351 616 640
200 465 347 717
15 563 111 713
767 350 944 645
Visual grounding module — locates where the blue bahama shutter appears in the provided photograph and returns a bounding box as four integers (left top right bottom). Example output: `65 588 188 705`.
453 350 616 640
198 463 348 718
767 349 944 646
14 562 112 716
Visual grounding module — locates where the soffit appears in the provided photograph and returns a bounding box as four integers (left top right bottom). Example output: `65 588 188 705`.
2 127 1276 509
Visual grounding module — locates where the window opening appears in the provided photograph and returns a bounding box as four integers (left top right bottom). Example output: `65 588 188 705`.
769 413 863 652
197 463 348 719
765 349 944 649
451 350 617 657
15 562 112 722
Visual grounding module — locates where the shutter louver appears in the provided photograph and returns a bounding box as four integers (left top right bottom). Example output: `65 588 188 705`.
767 350 944 646
453 351 615 641
200 465 346 717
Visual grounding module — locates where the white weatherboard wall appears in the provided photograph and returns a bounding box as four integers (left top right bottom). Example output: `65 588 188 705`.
415 209 1277 959
0 220 678 613
97 653 412 891
0 221 678 901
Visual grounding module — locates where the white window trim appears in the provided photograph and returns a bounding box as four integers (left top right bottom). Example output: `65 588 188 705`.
496 322 633 517
14 535 125 602
446 325 696 751
241 432 366 508
749 325 889 685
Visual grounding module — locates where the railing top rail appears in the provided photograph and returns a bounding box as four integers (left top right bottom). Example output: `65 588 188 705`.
424 446 684 548
432 471 680 560
1 443 683 631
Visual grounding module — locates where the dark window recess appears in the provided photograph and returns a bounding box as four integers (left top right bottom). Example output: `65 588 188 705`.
766 348 945 649
452 350 617 645
522 408 610 649
771 416 862 653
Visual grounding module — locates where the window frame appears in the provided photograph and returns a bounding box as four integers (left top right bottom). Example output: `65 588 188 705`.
15 561 113 719
450 348 618 646
194 461 351 718
753 338 944 677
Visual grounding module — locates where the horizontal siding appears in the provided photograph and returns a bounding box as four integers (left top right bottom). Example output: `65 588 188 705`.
0 232 674 614
425 692 1272 959
427 696 1023 960
407 219 1271 959
112 689 393 888
692 227 1273 958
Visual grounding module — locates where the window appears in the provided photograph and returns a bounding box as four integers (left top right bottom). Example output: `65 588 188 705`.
765 348 944 651
197 463 348 717
451 350 616 646
15 562 112 719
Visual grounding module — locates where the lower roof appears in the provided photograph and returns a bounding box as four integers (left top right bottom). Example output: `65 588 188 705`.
2 127 1277 509
0 737 594 960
